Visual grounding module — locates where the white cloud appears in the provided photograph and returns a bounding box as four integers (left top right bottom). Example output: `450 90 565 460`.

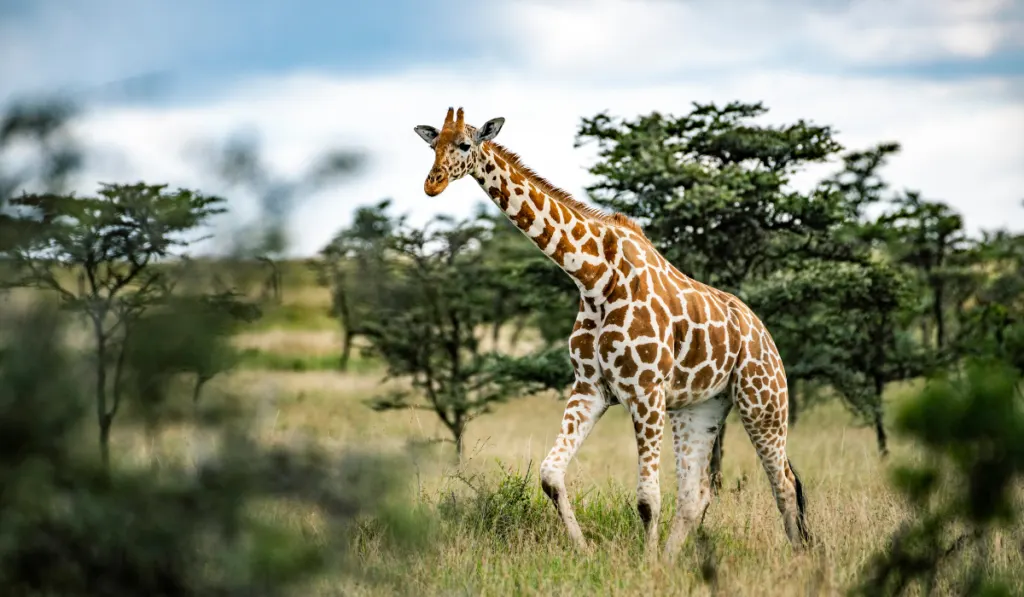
492 0 1024 80
4 0 1021 102
802 0 1024 64
487 0 786 78
67 66 1024 256
6 0 1022 256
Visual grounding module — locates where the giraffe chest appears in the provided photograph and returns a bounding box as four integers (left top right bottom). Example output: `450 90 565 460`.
592 300 675 399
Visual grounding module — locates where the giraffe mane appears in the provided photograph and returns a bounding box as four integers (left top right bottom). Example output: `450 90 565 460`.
485 142 648 238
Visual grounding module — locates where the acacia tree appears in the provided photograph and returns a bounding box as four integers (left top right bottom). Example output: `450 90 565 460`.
742 143 938 453
124 288 261 425
877 191 970 352
745 260 923 456
311 199 401 370
951 228 1024 371
363 214 553 461
575 101 849 287
0 183 226 466
574 101 856 488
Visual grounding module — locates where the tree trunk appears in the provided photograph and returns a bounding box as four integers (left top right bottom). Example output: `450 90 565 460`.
455 433 464 463
192 374 210 417
933 283 946 350
261 258 282 304
99 415 112 469
491 293 506 346
709 423 725 495
270 262 282 304
339 330 353 371
94 325 111 470
873 406 888 457
509 316 528 351
872 376 889 458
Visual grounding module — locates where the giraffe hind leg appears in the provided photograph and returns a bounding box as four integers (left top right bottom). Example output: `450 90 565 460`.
662 393 732 561
734 382 811 549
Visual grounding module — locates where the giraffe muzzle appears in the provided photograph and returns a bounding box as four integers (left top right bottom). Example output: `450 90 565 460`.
424 169 449 196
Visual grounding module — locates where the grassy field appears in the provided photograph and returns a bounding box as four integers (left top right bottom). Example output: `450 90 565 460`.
46 274 1024 596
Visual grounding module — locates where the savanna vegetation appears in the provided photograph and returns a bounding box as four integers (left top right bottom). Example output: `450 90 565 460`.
1 96 1022 596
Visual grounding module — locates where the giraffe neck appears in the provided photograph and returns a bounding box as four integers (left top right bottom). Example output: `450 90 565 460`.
472 143 616 301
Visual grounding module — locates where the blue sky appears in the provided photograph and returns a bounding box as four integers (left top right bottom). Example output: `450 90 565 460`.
2 0 1023 254
4 0 1022 96
2 0 493 103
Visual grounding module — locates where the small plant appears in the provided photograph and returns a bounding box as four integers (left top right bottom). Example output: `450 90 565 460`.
442 464 551 543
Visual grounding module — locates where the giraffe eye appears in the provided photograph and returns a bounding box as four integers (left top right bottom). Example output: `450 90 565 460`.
458 143 471 152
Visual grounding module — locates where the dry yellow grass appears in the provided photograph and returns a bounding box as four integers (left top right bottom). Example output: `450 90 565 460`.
57 320 1024 597
105 353 1016 597
233 329 345 355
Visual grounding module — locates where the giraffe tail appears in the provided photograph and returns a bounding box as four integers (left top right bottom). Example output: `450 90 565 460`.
788 457 812 545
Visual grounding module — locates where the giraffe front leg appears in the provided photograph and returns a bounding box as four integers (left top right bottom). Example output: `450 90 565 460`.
540 381 609 552
627 386 666 561
663 393 732 562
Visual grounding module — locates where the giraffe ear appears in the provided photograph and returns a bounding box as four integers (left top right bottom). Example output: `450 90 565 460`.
414 125 440 147
475 117 505 143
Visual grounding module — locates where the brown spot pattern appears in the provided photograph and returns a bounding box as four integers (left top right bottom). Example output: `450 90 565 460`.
627 305 657 338
513 197 535 229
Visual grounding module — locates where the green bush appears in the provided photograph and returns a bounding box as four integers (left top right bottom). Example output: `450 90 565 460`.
0 303 420 596
854 358 1024 596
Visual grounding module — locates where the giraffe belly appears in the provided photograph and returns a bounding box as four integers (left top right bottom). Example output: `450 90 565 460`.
664 365 733 410
595 325 675 404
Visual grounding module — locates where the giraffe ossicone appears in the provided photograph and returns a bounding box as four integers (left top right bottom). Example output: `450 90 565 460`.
413 107 812 560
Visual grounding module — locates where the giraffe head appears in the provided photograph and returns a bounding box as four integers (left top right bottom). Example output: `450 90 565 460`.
413 107 504 196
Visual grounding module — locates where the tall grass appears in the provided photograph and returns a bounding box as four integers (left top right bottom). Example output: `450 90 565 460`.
188 361 1022 597
14 276 1020 596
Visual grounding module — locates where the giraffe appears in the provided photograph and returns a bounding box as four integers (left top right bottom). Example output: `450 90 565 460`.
413 107 811 560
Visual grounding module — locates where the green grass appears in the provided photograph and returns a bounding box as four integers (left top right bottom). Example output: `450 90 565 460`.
340 462 1024 597
85 283 1024 597
247 303 337 332
236 347 380 373
223 366 1023 597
